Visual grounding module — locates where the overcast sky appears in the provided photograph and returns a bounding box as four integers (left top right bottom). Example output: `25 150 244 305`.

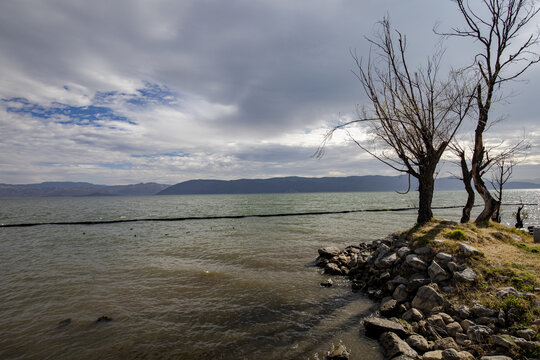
1 0 539 185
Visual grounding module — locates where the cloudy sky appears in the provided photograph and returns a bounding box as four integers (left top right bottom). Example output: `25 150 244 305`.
1 0 539 185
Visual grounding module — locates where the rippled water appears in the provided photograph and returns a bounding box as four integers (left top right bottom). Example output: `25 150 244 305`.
0 190 538 359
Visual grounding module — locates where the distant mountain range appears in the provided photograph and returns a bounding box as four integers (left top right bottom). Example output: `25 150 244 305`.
157 175 540 195
1 176 538 198
0 182 169 198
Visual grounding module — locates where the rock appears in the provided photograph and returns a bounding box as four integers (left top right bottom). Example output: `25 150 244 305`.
324 262 342 275
467 325 492 342
326 342 350 360
441 348 474 360
454 268 477 283
415 246 434 256
496 287 535 300
434 337 459 350
376 252 398 269
429 261 450 283
393 284 410 302
319 246 341 259
438 313 454 325
363 317 407 338
57 318 71 328
454 333 470 346
456 305 471 319
459 243 481 257
511 336 537 351
407 274 430 292
315 256 329 267
479 356 513 360
516 328 536 340
471 304 498 318
405 254 427 272
428 314 447 330
446 322 463 337
379 332 418 359
411 285 445 314
447 261 459 273
397 246 411 258
402 308 424 322
320 279 334 287
492 335 514 349
96 316 112 323
423 350 444 360
406 334 430 352
460 319 474 332
380 298 399 317
435 252 453 264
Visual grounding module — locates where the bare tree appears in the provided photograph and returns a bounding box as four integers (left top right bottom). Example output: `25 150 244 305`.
449 143 475 223
317 18 473 224
444 0 540 226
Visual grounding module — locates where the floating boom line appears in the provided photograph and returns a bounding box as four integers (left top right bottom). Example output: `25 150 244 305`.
0 203 536 228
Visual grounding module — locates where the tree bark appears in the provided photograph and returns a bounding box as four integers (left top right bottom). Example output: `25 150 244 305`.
417 169 435 224
459 152 474 223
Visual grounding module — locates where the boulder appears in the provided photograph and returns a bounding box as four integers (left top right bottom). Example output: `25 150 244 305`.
460 320 474 332
492 335 514 349
376 252 398 269
434 337 459 350
318 246 341 259
405 254 428 272
496 287 535 300
435 252 453 264
415 246 434 256
363 317 407 338
459 243 481 257
411 285 445 314
397 246 411 258
479 356 513 360
320 279 334 287
428 314 447 330
441 349 474 360
454 268 477 283
446 322 463 337
402 308 424 322
428 261 450 283
326 342 350 360
393 284 410 302
406 334 430 352
324 262 342 275
423 350 444 360
380 298 399 317
379 332 418 359
467 325 492 342
516 328 536 340
471 304 498 318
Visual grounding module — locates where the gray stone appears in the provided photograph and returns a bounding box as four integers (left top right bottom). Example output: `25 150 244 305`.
496 286 535 300
428 314 447 330
405 254 427 271
363 317 407 338
393 284 410 302
434 337 459 350
380 298 399 317
406 334 430 352
456 305 471 319
376 252 398 269
435 252 453 263
326 342 350 360
467 325 492 342
441 348 472 360
324 262 342 275
429 261 450 283
454 333 470 346
446 322 463 337
447 261 459 273
318 246 341 258
402 308 424 322
397 246 411 258
511 336 537 351
415 246 434 256
411 285 445 314
459 243 481 257
492 335 514 349
320 279 334 287
379 332 418 359
516 328 537 340
454 268 477 282
407 274 430 292
438 313 454 324
479 356 513 360
423 350 444 360
471 304 498 318
460 319 474 332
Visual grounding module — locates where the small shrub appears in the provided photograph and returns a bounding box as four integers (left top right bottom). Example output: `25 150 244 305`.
447 229 467 240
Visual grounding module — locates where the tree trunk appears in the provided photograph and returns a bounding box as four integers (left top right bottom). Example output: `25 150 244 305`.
472 108 497 226
515 205 524 229
459 152 474 223
417 171 435 224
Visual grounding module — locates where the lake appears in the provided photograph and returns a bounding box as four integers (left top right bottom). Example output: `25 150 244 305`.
0 190 538 359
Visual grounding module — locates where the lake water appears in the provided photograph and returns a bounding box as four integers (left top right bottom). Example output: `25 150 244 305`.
0 190 539 359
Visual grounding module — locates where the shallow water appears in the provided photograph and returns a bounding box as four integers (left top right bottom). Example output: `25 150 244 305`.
0 190 538 359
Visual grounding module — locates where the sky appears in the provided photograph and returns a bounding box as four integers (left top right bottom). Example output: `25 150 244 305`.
1 0 539 185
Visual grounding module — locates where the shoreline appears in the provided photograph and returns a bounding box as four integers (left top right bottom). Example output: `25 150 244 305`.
316 220 540 360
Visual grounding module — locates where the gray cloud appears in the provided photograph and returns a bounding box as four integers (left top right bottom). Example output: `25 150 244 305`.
0 0 538 184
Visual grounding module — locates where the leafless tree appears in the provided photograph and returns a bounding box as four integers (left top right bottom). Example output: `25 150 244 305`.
316 18 473 224
443 0 540 226
448 143 475 223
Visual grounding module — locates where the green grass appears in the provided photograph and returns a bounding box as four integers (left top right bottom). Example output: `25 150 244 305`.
446 229 467 240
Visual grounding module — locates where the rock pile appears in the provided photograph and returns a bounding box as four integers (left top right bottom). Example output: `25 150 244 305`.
316 235 539 360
